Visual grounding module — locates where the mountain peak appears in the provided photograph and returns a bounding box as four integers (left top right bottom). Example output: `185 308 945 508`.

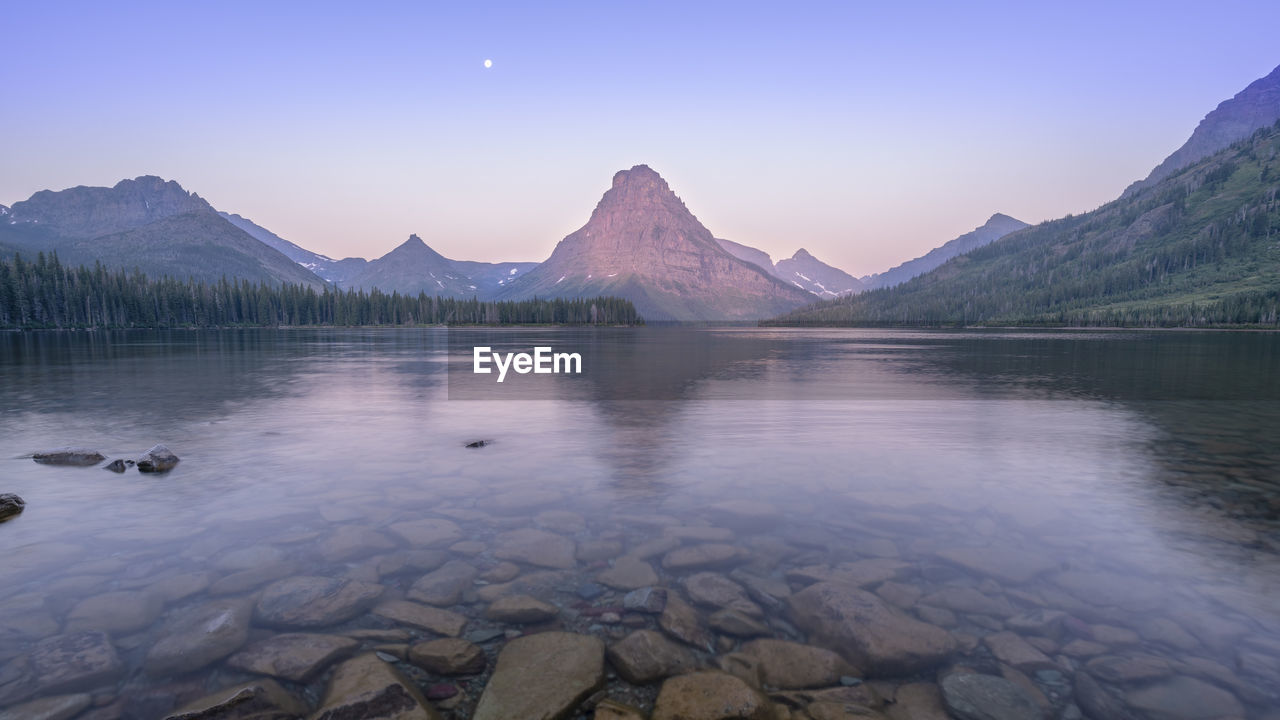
405 233 426 246
791 248 814 260
611 164 666 188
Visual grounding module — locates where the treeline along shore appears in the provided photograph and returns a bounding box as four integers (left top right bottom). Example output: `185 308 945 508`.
0 253 643 329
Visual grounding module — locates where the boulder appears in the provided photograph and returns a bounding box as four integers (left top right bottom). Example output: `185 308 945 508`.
145 599 252 675
163 678 306 720
0 494 24 523
472 632 605 720
739 638 857 689
708 610 770 638
493 528 577 569
408 638 486 675
982 632 1057 672
606 630 700 684
788 582 956 676
225 632 358 683
103 459 127 473
255 576 384 628
651 671 775 720
484 594 559 624
887 683 949 720
312 654 441 720
406 559 478 606
136 444 180 472
32 448 104 466
940 673 1042 720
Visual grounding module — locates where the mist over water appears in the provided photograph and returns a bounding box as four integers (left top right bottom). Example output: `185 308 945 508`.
1 328 1278 718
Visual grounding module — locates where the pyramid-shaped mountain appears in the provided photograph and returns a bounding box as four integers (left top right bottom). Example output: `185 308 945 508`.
497 165 815 320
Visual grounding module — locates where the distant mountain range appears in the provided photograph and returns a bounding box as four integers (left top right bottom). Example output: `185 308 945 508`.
494 165 815 320
715 240 865 297
5 64 1276 325
860 213 1029 290
0 177 324 288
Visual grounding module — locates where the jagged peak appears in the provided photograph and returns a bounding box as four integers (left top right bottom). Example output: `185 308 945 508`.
791 248 814 260
611 164 666 189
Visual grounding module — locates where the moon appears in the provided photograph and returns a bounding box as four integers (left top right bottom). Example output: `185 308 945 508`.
483 59 493 69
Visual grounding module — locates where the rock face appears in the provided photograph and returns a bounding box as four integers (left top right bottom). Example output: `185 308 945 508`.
472 632 605 720
1129 63 1280 193
788 582 956 676
31 448 105 466
225 632 358 682
313 654 441 720
145 599 252 674
651 671 775 720
255 576 384 628
607 630 700 685
136 444 180 472
940 673 1043 720
495 165 815 321
0 494 24 522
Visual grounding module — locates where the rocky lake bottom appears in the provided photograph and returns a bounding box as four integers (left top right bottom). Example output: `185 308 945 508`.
1 328 1278 720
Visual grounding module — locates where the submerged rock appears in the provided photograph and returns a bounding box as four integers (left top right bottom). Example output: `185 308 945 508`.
597 555 660 590
255 575 384 628
103 459 127 473
651 671 775 720
661 543 743 571
145 598 252 675
226 632 359 682
493 528 577 569
313 653 441 720
788 582 956 676
1123 676 1244 720
606 629 700 685
0 693 92 720
29 631 124 695
739 638 857 689
472 632 605 720
659 592 713 652
136 444 180 473
163 678 306 720
32 448 105 466
940 673 1042 720
407 560 479 606
484 594 559 624
0 494 24 522
372 601 468 637
408 638 486 675
65 590 164 635
623 586 668 614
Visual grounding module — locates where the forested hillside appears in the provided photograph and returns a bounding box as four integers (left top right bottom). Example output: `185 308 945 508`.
769 122 1280 327
0 253 641 328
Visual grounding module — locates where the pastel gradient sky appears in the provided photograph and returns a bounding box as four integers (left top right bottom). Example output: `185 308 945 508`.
3 1 1279 276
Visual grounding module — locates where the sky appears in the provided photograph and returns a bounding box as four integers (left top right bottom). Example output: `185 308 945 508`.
2 1 1279 276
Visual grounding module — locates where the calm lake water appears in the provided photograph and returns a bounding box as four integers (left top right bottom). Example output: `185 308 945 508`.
1 328 1278 719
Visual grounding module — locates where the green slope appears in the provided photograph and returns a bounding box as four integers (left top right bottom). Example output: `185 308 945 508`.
770 122 1280 327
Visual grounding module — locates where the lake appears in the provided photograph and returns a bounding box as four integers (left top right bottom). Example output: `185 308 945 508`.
1 328 1278 719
